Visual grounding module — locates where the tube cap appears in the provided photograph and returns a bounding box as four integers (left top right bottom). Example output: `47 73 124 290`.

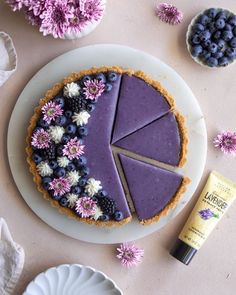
170 239 197 265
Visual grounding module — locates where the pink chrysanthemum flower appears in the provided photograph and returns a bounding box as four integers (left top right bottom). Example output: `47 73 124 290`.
155 2 183 25
83 79 105 100
31 128 51 149
63 137 85 160
117 243 144 268
80 0 104 22
25 0 45 16
49 177 71 196
68 7 87 33
75 196 97 217
39 0 74 38
213 131 236 155
41 101 63 124
5 0 26 11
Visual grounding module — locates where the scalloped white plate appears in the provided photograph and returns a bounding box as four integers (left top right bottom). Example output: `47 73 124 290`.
7 44 207 244
23 264 123 295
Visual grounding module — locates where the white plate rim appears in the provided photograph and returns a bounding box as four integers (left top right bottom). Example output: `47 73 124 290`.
7 44 207 244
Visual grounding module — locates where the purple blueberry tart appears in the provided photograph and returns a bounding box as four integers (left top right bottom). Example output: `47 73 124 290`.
26 66 189 226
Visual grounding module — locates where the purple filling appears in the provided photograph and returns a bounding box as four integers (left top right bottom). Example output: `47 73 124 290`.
114 112 181 166
112 74 171 143
119 154 183 221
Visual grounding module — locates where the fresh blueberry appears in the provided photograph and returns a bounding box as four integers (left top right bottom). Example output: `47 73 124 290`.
54 167 66 177
191 34 201 45
113 211 124 221
66 163 76 172
107 72 118 82
208 42 218 53
78 177 87 187
59 197 68 207
213 30 221 40
71 186 82 194
206 57 218 67
49 160 58 170
53 97 65 108
75 156 87 167
218 56 230 66
224 24 233 31
38 117 49 128
212 51 224 59
228 15 236 26
61 134 71 144
199 50 211 61
42 177 52 190
99 214 110 221
233 26 236 37
92 196 98 202
206 8 218 19
80 166 90 176
32 153 42 164
191 45 203 57
78 126 88 137
57 145 64 156
216 39 225 50
51 194 61 201
216 11 227 20
222 30 233 41
86 103 96 113
65 110 73 118
66 124 77 134
199 30 211 41
97 190 108 197
105 83 113 92
81 75 91 84
55 115 67 126
201 39 211 48
225 47 236 58
215 18 225 29
95 73 106 83
198 14 210 25
230 37 236 48
207 22 216 33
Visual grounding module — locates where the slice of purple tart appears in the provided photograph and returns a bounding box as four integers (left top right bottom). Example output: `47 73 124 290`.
119 154 190 224
111 73 175 143
114 112 187 167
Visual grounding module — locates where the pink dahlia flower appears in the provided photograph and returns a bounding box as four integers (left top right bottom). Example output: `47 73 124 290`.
42 101 63 124
155 2 183 25
31 128 51 149
75 196 97 218
39 0 74 38
213 131 236 155
117 243 144 268
83 79 105 100
63 137 85 160
49 177 71 196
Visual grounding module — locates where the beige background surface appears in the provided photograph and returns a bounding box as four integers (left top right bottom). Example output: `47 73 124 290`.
0 0 236 294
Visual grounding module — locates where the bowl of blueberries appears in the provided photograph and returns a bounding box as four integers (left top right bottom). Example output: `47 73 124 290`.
187 8 236 68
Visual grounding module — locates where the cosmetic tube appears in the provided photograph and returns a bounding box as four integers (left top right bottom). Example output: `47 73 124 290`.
170 171 236 265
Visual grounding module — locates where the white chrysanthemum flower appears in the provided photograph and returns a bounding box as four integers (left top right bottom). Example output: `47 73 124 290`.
67 171 80 186
49 126 65 143
57 156 70 168
63 82 80 98
85 178 102 197
91 206 103 221
66 193 79 208
72 110 90 126
37 161 53 177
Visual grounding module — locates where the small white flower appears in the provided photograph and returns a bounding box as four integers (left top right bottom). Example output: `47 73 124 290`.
72 111 90 126
66 193 79 208
64 82 80 98
49 126 65 144
67 171 80 186
57 156 70 168
37 161 53 177
91 206 103 221
85 178 102 197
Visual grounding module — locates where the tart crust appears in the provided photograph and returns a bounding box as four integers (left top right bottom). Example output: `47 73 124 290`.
26 66 188 226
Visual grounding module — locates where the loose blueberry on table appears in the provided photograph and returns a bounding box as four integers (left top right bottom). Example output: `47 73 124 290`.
30 72 124 223
188 8 236 67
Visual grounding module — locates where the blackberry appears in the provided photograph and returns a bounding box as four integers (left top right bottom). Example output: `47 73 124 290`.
66 96 87 112
98 197 116 215
41 143 56 160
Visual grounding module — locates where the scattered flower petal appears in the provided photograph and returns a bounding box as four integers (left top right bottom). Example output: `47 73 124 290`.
213 131 236 155
117 243 144 268
155 2 183 25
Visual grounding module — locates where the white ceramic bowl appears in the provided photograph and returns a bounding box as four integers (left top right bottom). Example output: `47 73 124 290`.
23 264 123 295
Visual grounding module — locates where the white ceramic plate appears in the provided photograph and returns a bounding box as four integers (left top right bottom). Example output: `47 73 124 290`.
7 44 207 244
23 264 122 295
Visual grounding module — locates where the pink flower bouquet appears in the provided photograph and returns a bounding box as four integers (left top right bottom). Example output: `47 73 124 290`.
5 0 106 39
